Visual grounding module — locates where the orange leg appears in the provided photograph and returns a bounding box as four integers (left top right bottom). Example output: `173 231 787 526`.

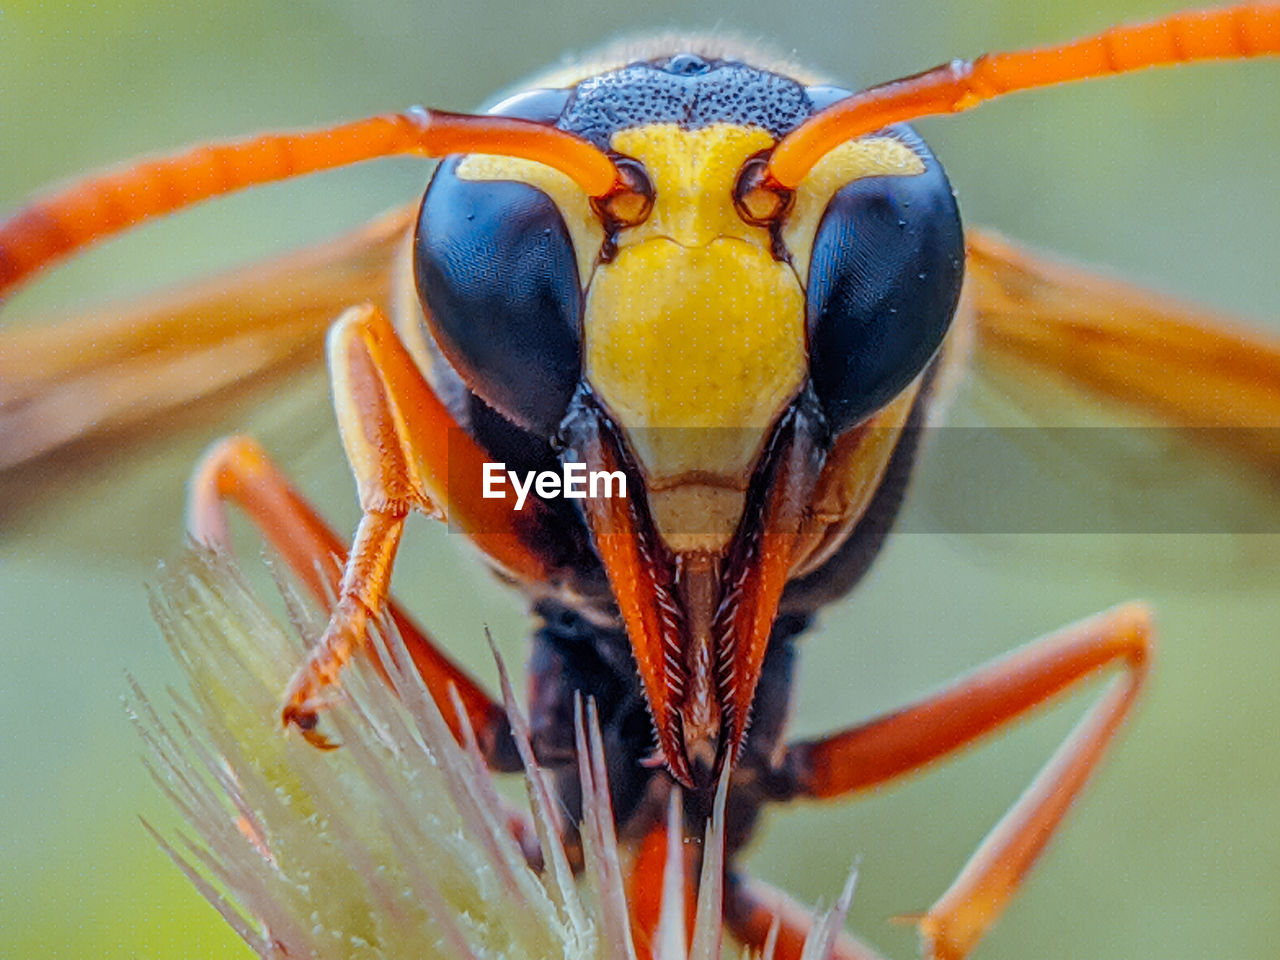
188 433 517 768
324 303 560 582
627 815 674 960
724 873 886 960
626 806 699 960
219 300 567 750
778 604 1153 960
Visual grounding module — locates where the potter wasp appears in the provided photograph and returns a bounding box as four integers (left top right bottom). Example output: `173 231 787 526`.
2 5 1278 958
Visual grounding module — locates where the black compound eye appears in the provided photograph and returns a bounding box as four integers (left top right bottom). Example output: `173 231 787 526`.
413 87 580 438
415 170 582 437
806 126 964 434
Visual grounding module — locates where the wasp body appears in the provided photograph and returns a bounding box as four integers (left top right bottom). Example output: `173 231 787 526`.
2 6 1279 959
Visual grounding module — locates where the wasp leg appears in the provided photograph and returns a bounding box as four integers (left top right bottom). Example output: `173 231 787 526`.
278 301 558 755
724 872 887 960
775 604 1153 960
626 814 671 960
625 804 697 960
188 432 517 767
325 302 556 582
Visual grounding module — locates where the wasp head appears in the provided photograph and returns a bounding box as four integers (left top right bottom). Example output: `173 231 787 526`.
415 52 963 785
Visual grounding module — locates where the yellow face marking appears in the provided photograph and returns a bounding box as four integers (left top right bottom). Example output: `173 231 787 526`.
584 124 806 492
611 124 775 250
586 235 806 478
791 381 920 577
456 154 604 285
781 137 925 281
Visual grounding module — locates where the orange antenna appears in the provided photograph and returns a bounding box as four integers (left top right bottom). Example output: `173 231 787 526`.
0 108 622 298
768 2 1280 189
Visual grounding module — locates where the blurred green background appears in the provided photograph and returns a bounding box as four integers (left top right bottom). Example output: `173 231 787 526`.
1 1 1277 957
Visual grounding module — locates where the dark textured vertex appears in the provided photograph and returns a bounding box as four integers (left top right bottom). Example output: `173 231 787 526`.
559 58 817 148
